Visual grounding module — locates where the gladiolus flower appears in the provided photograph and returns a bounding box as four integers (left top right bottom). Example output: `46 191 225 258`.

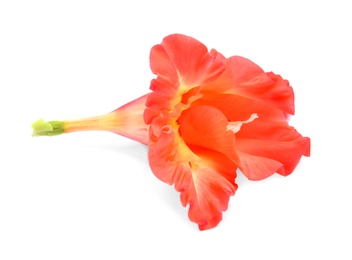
32 33 310 230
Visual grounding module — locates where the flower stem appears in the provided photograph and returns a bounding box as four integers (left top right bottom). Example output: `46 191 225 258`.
31 94 150 144
31 113 120 137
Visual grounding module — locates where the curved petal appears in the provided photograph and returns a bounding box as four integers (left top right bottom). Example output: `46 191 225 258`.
202 56 295 114
189 145 239 185
193 92 286 122
237 135 310 180
179 105 240 164
147 105 239 230
237 152 283 180
147 34 226 110
236 117 310 180
156 34 226 87
148 129 237 230
193 92 309 180
181 165 236 230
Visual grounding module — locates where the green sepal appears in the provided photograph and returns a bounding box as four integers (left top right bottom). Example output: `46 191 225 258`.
32 119 65 137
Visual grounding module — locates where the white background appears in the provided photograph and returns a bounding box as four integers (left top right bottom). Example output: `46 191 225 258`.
1 0 351 259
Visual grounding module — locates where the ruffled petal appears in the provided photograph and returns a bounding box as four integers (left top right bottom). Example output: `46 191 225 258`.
181 165 236 230
148 130 237 230
202 56 295 114
155 34 226 87
192 92 309 180
148 127 199 185
237 135 310 180
147 34 226 110
236 115 310 180
147 104 239 230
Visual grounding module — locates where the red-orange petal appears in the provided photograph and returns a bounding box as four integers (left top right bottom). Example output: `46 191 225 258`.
236 115 310 180
155 34 226 87
147 104 239 230
147 34 226 110
192 92 309 180
181 165 236 230
202 56 295 114
237 135 310 180
193 92 286 122
179 105 240 164
148 136 237 230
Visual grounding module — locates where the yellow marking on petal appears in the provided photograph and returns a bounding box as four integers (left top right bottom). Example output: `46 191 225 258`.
172 131 201 162
166 74 191 112
227 113 258 133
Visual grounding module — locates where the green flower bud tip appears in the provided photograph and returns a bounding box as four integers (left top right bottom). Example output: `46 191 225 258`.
31 119 65 137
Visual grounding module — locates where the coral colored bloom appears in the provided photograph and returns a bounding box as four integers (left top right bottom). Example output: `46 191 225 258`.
144 34 310 230
32 33 310 231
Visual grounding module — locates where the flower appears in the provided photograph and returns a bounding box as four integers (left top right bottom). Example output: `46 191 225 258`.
144 34 310 230
32 33 310 230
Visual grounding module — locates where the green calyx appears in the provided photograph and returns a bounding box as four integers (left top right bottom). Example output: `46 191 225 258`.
31 119 65 137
